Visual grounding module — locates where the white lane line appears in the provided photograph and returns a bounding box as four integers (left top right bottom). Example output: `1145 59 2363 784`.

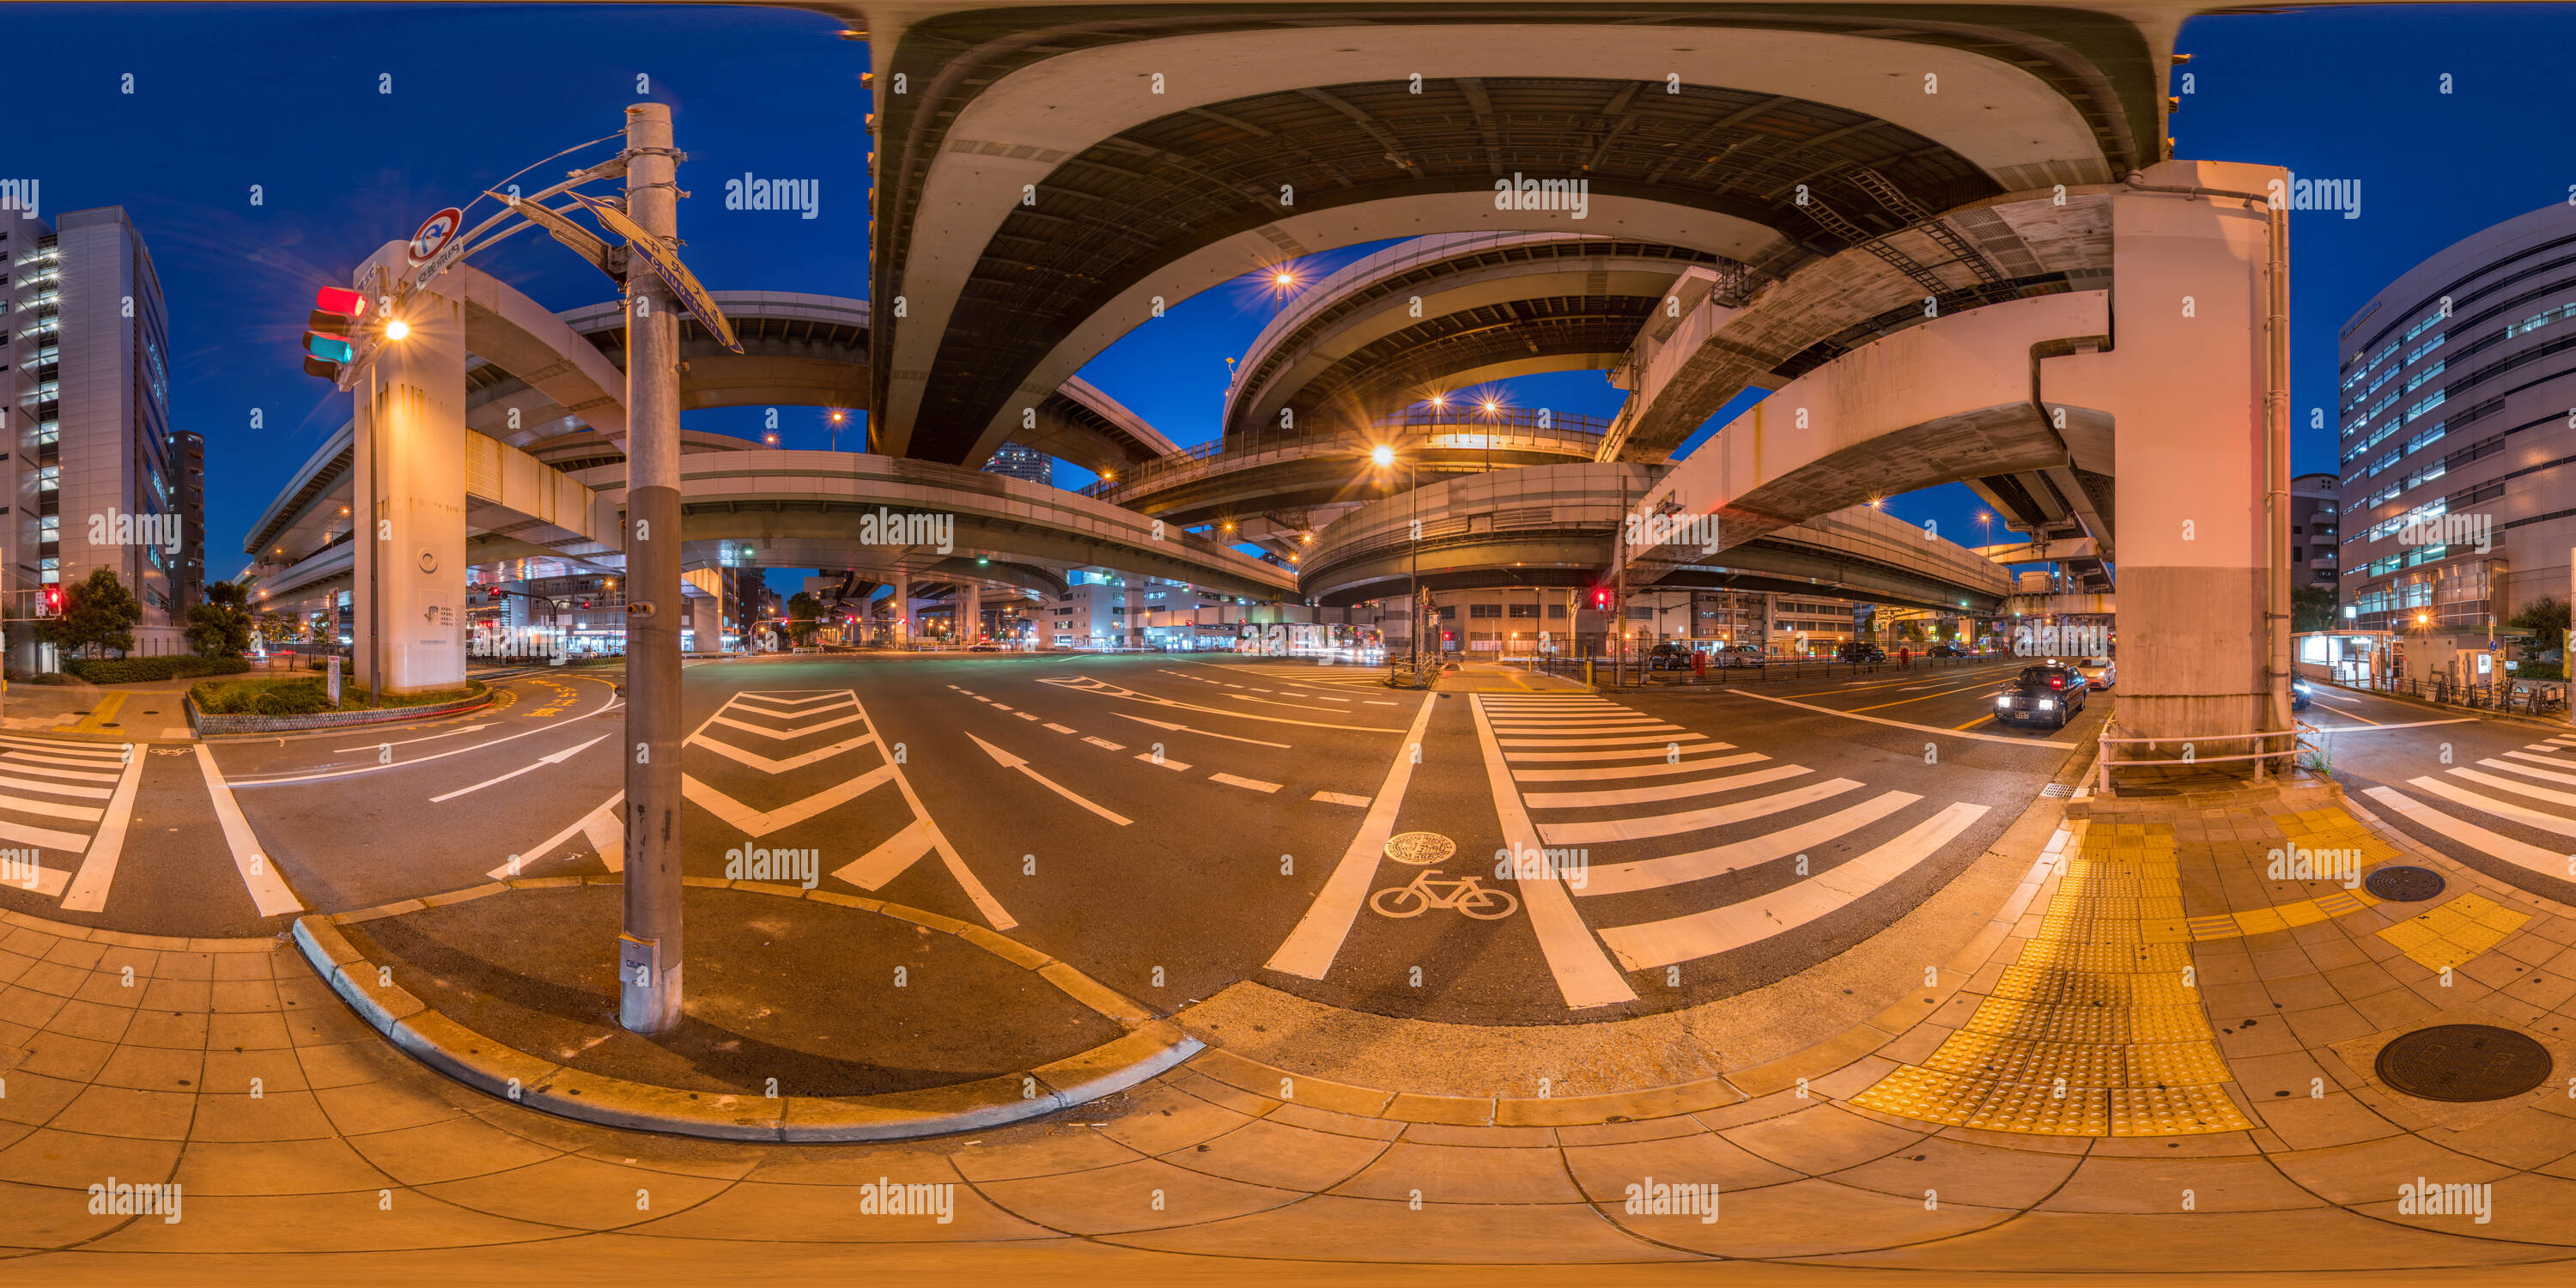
691 732 872 775
2403 775 2576 837
0 792 103 823
1013 712 1041 722
1501 732 1704 749
1113 713 1291 749
1224 694 1339 713
1582 792 1921 896
1364 701 1397 706
2366 785 2569 877
429 732 611 803
0 734 129 758
58 750 145 912
193 744 303 916
1539 779 1862 847
1311 791 1370 807
991 702 1016 710
1468 696 1635 1010
0 755 121 783
1043 723 1076 734
1042 676 1400 734
1210 773 1281 793
486 792 624 879
1082 736 1127 751
684 763 898 834
1136 753 1192 772
965 733 1130 826
331 724 495 753
1513 752 1766 783
1718 688 2078 749
1521 764 1814 811
226 720 599 787
1504 743 1733 763
1267 690 1439 981
709 711 866 740
1593 802 1990 970
2450 766 2576 808
835 818 936 889
2303 717 2477 732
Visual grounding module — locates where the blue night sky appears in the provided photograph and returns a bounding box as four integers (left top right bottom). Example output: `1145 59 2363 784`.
14 3 2576 583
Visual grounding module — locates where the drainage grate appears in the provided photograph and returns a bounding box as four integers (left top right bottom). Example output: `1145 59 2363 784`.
1383 831 1456 866
2040 783 2074 799
2365 865 2447 902
2375 1024 2553 1103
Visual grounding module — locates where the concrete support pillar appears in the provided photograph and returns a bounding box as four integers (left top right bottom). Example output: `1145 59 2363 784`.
962 584 981 643
892 572 912 647
2045 159 2290 757
351 243 467 696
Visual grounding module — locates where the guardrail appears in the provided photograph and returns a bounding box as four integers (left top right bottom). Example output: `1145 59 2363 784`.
2095 723 2315 792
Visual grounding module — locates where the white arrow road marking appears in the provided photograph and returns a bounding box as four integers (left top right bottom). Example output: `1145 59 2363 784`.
194 744 303 916
59 749 146 913
967 732 1131 825
429 733 611 803
1112 713 1290 749
488 791 624 879
331 724 494 753
1267 690 1440 981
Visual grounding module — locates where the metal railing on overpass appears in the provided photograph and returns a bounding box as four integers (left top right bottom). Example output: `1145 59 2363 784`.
1079 409 1608 502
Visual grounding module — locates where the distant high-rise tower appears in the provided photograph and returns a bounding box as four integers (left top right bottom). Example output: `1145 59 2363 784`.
983 441 1054 487
173 428 206 611
3 206 185 665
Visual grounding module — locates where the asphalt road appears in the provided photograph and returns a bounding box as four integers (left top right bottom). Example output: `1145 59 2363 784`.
1 653 2120 1025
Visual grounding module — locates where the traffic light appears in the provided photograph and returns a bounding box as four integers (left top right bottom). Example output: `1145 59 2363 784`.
1592 587 1611 611
302 287 368 380
41 586 60 617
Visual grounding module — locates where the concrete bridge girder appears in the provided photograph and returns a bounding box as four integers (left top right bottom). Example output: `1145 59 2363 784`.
878 21 2123 463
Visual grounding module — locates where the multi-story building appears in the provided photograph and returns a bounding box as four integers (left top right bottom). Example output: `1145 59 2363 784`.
2 207 184 665
2338 202 2576 632
2289 471 2339 597
983 441 1054 488
173 428 206 611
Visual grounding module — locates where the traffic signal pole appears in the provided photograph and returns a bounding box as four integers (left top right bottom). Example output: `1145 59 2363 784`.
619 103 685 1034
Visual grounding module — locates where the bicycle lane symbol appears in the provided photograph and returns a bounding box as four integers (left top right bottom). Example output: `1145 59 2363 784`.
1369 869 1521 920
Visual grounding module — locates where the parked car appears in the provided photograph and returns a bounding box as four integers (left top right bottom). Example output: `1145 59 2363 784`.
1995 664 2089 729
2073 655 2116 690
1713 644 1767 668
1928 644 1965 659
1836 641 1886 664
1646 642 1696 671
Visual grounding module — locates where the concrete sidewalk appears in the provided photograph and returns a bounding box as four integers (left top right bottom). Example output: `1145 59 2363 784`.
7 777 2576 1279
0 675 198 742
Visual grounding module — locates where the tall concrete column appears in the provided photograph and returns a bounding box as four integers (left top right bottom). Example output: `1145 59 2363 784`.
351 244 467 697
962 584 981 643
892 572 912 647
619 103 685 1033
2046 159 2291 759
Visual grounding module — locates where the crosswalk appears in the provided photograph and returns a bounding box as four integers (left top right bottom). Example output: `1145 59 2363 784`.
0 734 133 902
1473 695 1991 1006
2363 734 2576 879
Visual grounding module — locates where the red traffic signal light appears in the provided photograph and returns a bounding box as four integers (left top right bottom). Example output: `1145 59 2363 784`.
1592 588 1610 610
302 288 369 380
42 586 61 616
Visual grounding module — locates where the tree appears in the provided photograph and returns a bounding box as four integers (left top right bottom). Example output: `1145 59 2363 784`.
187 580 257 658
1894 618 1930 644
2510 596 2568 659
40 568 143 659
785 591 823 645
2290 586 2338 634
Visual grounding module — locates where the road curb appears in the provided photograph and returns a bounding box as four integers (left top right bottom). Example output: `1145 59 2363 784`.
289 878 1204 1142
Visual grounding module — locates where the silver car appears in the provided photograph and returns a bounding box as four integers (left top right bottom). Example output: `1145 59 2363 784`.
2072 655 2116 690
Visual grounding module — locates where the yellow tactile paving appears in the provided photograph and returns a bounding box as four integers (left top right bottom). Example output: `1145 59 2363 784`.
2378 891 2532 972
1853 819 2255 1137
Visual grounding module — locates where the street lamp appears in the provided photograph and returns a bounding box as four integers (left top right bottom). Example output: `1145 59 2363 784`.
1370 445 1422 676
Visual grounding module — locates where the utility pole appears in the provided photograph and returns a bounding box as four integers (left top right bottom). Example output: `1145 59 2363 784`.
1613 471 1629 685
619 103 685 1034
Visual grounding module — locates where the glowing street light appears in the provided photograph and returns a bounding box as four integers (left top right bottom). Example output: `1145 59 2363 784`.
382 319 410 341
1370 444 1395 468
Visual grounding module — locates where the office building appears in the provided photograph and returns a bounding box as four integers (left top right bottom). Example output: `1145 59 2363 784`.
2290 471 2338 597
2339 202 2576 631
983 441 1054 487
3 206 184 665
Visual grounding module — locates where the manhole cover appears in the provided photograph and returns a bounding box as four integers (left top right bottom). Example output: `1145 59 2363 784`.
2365 865 2446 902
2375 1024 2553 1102
1383 832 1455 866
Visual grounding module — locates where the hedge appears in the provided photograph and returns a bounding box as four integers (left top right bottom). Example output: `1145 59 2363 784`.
64 656 252 684
192 674 483 717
